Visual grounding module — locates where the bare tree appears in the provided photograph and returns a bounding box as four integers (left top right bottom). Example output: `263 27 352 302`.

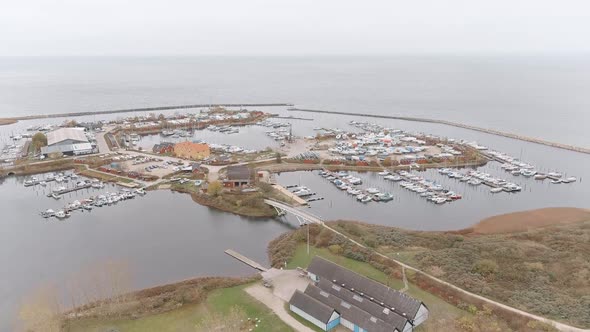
18 284 62 332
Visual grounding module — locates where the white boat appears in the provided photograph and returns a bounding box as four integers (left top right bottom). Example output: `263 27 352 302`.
91 182 105 189
366 188 380 194
534 174 547 180
548 172 562 178
52 186 66 193
551 179 562 184
490 187 503 193
360 196 372 203
294 189 313 197
562 177 577 183
348 177 362 185
520 169 537 177
41 209 55 218
378 171 390 176
39 181 47 186
54 210 70 219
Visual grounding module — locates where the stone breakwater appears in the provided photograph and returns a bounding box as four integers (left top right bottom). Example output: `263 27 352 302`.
5 103 293 121
288 108 590 155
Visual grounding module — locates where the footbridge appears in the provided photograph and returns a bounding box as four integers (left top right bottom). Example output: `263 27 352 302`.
263 199 324 226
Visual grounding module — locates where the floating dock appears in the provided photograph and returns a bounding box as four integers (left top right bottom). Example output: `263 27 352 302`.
46 184 92 196
24 178 56 187
271 184 308 206
224 249 268 272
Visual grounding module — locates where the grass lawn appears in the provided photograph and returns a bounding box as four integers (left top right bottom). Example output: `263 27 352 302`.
288 244 468 331
287 244 405 289
65 284 293 332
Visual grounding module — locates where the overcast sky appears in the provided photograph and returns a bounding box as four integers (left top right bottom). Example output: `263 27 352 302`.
1 0 589 56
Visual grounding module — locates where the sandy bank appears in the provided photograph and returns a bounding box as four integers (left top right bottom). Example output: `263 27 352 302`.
0 118 18 126
466 207 590 234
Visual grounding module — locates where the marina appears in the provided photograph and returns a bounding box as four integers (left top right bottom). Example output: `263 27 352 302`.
0 55 589 331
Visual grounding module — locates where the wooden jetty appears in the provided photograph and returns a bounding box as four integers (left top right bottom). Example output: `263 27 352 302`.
224 249 268 272
46 183 92 197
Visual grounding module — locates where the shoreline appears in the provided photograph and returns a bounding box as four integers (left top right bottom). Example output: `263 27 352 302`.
289 108 590 154
0 118 18 126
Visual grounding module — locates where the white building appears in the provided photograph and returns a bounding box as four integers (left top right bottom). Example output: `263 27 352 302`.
41 128 93 156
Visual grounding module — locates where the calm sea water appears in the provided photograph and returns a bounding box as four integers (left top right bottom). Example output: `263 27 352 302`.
0 56 589 147
1 56 589 329
0 175 292 329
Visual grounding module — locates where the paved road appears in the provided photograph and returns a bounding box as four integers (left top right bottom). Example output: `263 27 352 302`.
245 284 315 332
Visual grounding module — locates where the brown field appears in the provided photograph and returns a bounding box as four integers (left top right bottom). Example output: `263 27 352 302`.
468 207 590 234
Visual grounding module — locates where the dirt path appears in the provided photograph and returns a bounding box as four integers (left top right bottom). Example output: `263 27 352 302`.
321 223 587 332
245 284 315 332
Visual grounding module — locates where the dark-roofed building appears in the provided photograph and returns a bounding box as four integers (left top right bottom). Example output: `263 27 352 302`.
224 165 252 188
152 142 174 154
290 256 429 332
289 290 341 331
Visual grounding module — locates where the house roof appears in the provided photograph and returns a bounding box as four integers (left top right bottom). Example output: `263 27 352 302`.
153 142 174 151
307 257 422 320
304 284 393 332
316 278 408 331
289 290 335 324
226 165 251 180
47 128 88 146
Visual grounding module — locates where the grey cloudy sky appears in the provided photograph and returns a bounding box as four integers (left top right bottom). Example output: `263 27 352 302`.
1 0 589 56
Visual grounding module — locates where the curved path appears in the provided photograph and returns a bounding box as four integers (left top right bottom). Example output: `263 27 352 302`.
322 223 588 332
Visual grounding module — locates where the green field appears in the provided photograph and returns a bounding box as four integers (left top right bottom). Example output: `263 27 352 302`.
65 284 293 332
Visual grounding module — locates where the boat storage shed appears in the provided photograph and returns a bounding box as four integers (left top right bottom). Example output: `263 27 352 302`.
290 257 429 332
41 128 91 156
289 290 341 331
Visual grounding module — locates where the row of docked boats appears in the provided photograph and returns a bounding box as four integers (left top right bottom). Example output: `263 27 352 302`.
40 188 146 219
486 150 576 183
319 170 394 203
439 168 522 193
23 172 79 187
393 170 462 204
207 125 239 134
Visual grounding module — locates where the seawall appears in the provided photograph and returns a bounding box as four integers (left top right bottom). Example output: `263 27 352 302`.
288 108 590 155
7 103 293 121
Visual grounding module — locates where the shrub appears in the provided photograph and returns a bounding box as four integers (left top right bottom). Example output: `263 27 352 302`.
472 259 499 277
328 244 343 255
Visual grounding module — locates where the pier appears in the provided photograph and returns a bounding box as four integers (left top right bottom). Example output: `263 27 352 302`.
272 184 308 205
288 108 590 155
224 249 268 272
46 183 92 196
